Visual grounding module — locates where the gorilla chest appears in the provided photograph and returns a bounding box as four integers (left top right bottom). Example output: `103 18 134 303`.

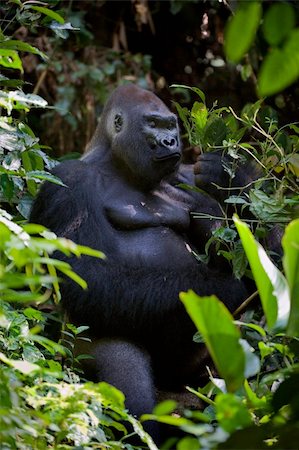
104 183 191 231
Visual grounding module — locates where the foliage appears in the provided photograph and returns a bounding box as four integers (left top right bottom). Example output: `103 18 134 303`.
1 0 153 156
139 79 299 447
224 1 299 97
144 220 299 449
0 2 156 449
172 84 299 279
1 1 299 449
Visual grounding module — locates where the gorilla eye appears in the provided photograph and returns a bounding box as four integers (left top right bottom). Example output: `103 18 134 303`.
149 120 156 128
114 114 123 132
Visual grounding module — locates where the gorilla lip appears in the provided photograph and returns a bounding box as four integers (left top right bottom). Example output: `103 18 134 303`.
153 153 181 163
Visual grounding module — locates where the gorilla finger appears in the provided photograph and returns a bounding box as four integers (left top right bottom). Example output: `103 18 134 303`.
195 174 216 188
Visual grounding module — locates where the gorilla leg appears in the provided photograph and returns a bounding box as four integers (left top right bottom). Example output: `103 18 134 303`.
91 339 159 441
93 339 156 417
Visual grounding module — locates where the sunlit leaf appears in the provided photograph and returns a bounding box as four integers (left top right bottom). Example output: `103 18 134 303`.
203 118 227 147
28 6 65 24
224 2 262 63
283 219 299 336
215 393 252 433
258 48 299 97
234 216 290 331
191 101 208 131
0 40 47 60
0 351 40 374
239 339 260 378
262 3 295 46
153 400 177 416
180 291 245 392
171 84 206 103
26 170 66 186
0 49 23 72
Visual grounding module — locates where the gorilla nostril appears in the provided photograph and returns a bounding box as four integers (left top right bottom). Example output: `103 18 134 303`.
162 138 176 148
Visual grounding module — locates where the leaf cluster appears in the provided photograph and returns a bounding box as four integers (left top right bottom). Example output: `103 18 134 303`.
224 1 299 96
0 3 156 449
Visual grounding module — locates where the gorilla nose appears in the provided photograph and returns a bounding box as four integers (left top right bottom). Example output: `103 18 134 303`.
161 137 177 148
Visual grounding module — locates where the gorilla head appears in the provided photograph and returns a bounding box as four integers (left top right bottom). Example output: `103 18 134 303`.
98 84 182 189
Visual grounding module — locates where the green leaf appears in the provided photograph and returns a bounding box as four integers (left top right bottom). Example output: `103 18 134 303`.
239 339 260 378
234 216 290 330
215 393 252 433
244 379 267 410
262 2 295 46
203 118 227 147
153 400 177 416
26 170 66 186
28 6 65 24
224 2 262 63
283 219 299 336
258 48 299 97
97 381 125 409
234 321 266 337
171 84 206 103
177 437 200 450
191 101 208 131
0 40 47 60
58 266 87 290
180 291 245 392
0 351 40 374
0 49 23 72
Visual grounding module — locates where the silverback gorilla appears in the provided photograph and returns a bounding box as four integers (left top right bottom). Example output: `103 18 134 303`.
30 84 250 440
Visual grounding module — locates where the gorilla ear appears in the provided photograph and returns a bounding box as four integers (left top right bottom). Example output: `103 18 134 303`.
114 113 123 132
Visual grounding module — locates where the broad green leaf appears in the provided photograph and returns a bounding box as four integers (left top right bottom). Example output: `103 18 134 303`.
153 400 177 416
284 28 299 67
283 219 299 336
239 339 260 378
224 2 262 63
171 84 206 103
0 40 47 60
177 437 201 450
234 320 266 337
215 393 252 433
29 6 65 24
180 291 245 392
0 49 23 72
26 170 66 186
97 381 125 408
0 351 40 374
262 3 295 46
203 118 227 147
258 48 299 97
191 101 208 130
257 245 290 330
8 91 48 107
234 216 290 330
258 341 275 361
244 380 267 410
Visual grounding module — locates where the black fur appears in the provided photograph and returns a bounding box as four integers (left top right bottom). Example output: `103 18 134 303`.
30 85 252 441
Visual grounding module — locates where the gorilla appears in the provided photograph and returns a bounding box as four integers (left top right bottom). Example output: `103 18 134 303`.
30 84 250 440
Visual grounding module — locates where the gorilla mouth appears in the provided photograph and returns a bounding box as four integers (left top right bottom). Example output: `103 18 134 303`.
152 145 181 163
153 152 181 163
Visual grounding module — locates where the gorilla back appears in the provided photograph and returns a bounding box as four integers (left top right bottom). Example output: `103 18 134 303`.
30 84 248 439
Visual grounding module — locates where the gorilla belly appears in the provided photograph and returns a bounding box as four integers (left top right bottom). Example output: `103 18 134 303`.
113 227 197 268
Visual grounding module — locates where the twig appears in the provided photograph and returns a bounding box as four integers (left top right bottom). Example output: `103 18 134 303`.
233 290 259 317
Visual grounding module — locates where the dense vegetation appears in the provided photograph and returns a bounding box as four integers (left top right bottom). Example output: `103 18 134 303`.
1 1 299 449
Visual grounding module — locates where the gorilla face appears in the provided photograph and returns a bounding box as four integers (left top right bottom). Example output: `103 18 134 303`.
104 85 182 189
143 112 181 163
